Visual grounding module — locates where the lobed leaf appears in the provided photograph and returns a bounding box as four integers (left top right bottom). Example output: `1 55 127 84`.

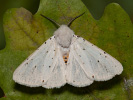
0 0 132 99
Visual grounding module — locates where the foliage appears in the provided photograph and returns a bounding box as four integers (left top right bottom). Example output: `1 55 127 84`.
0 0 132 99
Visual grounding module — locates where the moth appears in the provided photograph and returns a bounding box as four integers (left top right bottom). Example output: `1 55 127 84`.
13 13 123 88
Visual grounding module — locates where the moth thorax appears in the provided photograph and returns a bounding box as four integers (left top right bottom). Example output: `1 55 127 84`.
54 25 74 48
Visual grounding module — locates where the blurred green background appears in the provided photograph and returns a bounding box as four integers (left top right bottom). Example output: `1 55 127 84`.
0 0 133 50
0 0 40 50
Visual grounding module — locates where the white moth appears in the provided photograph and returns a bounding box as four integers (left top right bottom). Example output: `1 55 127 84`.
13 13 123 88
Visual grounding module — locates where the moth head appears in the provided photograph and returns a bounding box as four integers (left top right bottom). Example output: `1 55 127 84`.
53 25 74 48
40 12 85 48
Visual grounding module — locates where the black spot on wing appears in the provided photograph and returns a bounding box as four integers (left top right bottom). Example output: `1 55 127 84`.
104 66 108 72
83 48 85 50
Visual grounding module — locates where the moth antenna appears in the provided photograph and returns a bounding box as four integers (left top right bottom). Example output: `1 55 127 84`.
67 12 85 27
40 14 60 27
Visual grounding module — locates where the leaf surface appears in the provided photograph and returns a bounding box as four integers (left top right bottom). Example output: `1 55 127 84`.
0 0 133 99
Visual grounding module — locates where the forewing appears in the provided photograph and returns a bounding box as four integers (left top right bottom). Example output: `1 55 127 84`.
13 36 66 88
42 48 66 88
66 48 94 87
66 35 123 86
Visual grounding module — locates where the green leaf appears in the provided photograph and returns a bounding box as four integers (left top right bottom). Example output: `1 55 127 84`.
0 0 133 99
0 0 39 49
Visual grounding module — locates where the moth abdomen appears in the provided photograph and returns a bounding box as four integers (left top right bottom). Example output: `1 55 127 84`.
63 53 69 65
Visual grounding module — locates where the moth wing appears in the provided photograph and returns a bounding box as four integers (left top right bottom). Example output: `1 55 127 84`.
42 44 67 88
13 36 66 88
66 35 123 87
66 49 94 87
